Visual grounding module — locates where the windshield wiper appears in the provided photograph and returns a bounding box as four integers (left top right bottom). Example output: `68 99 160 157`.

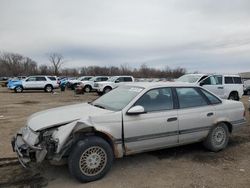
93 104 106 109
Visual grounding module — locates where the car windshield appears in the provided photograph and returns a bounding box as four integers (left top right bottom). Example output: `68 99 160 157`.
92 86 144 111
107 77 118 82
176 75 202 83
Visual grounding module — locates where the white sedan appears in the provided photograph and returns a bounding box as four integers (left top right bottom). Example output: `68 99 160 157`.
12 82 246 182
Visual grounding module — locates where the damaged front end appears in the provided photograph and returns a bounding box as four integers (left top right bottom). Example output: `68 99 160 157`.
11 126 58 168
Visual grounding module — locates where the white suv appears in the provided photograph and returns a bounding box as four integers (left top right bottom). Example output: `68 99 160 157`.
177 74 243 100
94 76 134 94
11 76 59 93
77 76 109 93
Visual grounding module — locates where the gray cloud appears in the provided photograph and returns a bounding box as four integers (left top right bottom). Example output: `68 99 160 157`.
0 0 250 73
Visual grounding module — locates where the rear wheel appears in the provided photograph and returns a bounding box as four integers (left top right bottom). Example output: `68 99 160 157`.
228 92 239 101
84 85 92 93
14 85 23 93
68 136 113 182
203 123 229 152
44 85 53 92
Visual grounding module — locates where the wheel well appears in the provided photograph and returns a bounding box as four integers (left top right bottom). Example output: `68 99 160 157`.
73 130 114 152
104 86 112 90
229 91 238 97
15 85 23 88
220 121 233 133
45 84 53 88
84 85 92 89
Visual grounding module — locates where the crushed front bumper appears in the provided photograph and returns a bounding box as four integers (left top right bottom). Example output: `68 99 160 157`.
11 134 32 168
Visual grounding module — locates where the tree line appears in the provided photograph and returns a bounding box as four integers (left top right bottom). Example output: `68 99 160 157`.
0 51 186 78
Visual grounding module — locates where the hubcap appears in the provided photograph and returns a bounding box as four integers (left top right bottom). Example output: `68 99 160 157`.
46 86 52 92
212 127 226 146
16 87 22 92
79 146 107 176
85 87 90 92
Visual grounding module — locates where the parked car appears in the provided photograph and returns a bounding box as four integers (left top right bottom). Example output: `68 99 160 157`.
67 76 93 90
243 79 250 95
75 76 110 93
177 74 244 100
94 76 134 94
0 77 10 87
12 82 246 182
8 75 59 93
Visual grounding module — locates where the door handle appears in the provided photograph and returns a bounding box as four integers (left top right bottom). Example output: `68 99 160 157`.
207 112 214 117
217 86 224 89
167 117 178 122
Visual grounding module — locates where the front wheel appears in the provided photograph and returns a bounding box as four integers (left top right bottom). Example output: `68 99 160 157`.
68 136 114 182
203 123 229 152
14 85 23 93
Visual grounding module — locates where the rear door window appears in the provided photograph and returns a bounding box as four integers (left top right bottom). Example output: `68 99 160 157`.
200 88 221 104
124 77 133 82
176 88 208 108
225 77 234 84
36 77 47 81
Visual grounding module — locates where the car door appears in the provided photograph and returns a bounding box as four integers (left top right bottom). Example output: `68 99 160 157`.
35 76 47 88
123 87 179 154
175 87 216 144
23 77 36 88
199 75 224 98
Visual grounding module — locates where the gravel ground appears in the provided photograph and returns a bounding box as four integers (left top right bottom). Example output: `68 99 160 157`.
0 87 249 188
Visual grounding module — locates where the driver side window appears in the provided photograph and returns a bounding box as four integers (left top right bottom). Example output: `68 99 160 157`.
202 76 222 85
134 88 173 112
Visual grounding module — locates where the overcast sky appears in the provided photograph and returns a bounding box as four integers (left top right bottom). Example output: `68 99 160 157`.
1 0 250 73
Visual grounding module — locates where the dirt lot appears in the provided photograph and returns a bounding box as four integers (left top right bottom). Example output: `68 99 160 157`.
0 87 250 188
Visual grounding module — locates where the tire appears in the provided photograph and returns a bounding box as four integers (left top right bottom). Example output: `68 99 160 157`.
103 87 112 94
228 92 239 101
44 85 53 93
14 85 23 93
68 136 114 182
203 123 229 152
84 85 92 93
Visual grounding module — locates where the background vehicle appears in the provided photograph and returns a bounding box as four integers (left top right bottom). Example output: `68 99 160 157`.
177 74 244 100
8 75 59 93
94 76 134 94
12 83 246 182
67 76 93 90
243 80 250 95
0 77 10 87
76 76 109 93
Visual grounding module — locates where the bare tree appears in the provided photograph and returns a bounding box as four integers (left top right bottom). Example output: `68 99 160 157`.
48 53 64 75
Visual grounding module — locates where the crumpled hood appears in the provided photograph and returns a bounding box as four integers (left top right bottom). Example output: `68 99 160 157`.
27 103 112 131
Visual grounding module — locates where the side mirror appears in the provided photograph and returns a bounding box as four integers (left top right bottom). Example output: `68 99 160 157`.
115 80 120 83
199 82 204 86
127 105 145 115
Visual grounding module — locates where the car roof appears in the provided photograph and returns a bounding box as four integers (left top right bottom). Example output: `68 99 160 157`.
124 82 196 89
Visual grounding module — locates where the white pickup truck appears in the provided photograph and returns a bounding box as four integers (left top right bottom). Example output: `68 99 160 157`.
177 74 244 100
